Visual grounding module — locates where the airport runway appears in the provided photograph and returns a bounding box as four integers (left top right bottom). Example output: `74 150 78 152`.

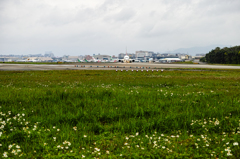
1 63 240 71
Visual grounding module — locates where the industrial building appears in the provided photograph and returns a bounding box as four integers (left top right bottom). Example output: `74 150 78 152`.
93 55 111 61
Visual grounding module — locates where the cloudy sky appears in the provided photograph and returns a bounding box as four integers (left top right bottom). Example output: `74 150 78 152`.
0 0 239 56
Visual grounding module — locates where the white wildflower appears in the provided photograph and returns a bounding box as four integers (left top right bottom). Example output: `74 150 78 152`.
233 142 238 146
3 152 8 157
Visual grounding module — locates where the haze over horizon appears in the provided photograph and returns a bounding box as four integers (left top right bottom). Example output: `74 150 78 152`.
0 0 239 56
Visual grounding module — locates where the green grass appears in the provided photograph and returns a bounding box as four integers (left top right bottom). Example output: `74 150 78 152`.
208 63 240 66
0 70 240 158
171 61 194 64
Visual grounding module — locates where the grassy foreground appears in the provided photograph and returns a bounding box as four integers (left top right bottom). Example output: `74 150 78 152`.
0 69 240 158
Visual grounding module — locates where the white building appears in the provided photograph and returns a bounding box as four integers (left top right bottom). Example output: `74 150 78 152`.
93 55 111 61
0 57 20 62
135 51 153 60
62 56 81 62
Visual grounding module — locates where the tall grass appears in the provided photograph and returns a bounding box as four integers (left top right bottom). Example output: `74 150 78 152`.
0 70 240 158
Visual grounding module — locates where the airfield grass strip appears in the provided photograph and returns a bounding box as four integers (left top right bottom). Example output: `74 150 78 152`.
0 70 240 158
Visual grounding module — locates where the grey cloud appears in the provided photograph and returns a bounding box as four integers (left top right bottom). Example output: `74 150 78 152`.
39 11 75 26
0 0 239 56
99 0 125 11
75 8 97 22
114 8 135 21
104 8 136 23
196 0 240 17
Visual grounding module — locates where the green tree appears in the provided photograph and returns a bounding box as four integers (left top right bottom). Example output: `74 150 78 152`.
205 45 240 64
200 57 206 62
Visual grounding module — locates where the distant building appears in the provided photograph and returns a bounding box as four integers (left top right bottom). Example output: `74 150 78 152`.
93 55 111 61
192 55 204 62
196 54 206 56
28 54 43 57
0 57 20 62
135 51 154 60
152 53 158 60
179 56 186 60
118 53 125 59
52 57 62 62
111 56 118 60
160 53 171 57
78 55 84 60
128 53 135 59
184 55 193 61
156 54 179 60
175 53 188 57
37 57 53 62
68 56 80 62
84 55 93 60
136 51 153 57
44 51 54 57
118 53 135 59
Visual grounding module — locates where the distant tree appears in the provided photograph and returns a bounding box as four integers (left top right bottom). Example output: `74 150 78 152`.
205 45 240 64
215 47 221 51
200 57 206 62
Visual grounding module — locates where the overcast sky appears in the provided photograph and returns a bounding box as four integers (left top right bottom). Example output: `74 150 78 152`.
0 0 239 56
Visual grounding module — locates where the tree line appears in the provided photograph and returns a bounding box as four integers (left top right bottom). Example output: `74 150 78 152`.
201 45 240 64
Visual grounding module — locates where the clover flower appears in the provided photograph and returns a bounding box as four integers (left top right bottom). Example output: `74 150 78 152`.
94 148 100 151
73 126 77 131
227 151 232 156
233 142 238 146
3 152 8 158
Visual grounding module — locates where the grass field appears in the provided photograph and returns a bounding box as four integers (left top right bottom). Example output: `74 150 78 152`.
0 69 240 158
